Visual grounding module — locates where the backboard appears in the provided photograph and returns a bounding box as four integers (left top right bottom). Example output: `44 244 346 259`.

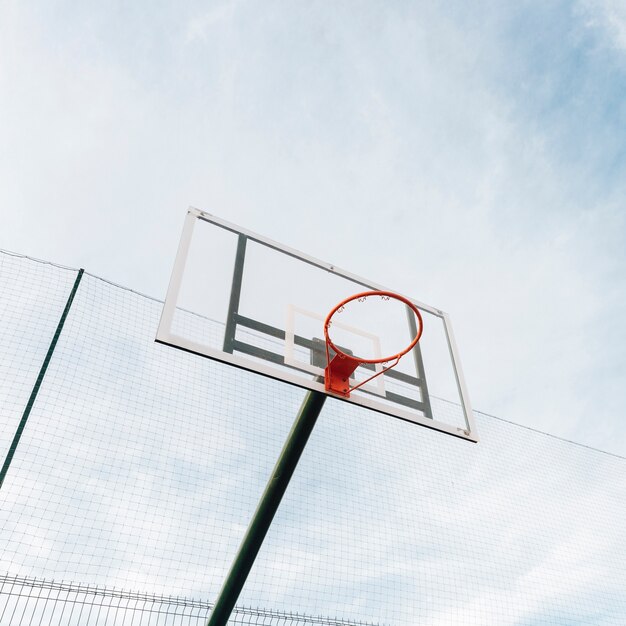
156 208 477 442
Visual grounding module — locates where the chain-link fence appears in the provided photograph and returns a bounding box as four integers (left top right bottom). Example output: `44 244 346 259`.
1 250 626 625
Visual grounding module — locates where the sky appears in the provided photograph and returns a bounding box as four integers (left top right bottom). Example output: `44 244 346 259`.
1 0 626 456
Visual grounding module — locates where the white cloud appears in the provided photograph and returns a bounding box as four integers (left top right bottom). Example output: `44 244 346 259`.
2 0 626 456
185 1 238 44
580 0 626 51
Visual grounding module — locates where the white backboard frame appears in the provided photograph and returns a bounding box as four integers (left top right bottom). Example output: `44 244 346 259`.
156 208 478 442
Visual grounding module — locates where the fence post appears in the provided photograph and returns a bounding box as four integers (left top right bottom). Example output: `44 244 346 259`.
0 268 84 489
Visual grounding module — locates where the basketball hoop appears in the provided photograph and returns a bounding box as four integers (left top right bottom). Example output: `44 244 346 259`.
323 290 423 397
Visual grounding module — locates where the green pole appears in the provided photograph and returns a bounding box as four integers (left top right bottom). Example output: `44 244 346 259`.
0 268 84 490
206 389 327 626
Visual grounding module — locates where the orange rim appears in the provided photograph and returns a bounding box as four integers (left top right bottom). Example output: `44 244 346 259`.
323 290 423 367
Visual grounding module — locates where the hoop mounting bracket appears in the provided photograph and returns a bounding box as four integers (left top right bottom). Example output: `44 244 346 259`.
324 354 361 396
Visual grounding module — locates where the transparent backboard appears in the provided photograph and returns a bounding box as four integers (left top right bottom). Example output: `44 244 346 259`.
156 209 478 442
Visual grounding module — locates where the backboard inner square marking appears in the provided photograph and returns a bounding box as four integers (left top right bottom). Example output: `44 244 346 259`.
284 305 385 397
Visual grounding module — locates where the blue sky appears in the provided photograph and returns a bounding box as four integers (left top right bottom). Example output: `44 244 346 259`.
1 0 626 455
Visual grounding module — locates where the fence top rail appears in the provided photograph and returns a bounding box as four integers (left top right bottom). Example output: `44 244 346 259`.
0 573 387 626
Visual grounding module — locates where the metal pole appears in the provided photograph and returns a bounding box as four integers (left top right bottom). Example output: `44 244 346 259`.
0 268 84 490
206 390 327 626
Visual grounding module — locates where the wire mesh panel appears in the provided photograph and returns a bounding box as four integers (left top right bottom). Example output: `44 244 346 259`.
1 250 626 625
0 574 378 626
